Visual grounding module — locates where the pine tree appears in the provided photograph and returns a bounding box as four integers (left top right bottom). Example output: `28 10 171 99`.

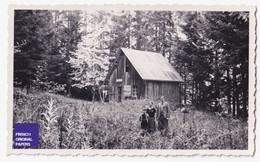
14 10 53 94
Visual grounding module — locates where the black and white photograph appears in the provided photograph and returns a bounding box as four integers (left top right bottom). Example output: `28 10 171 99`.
9 5 255 155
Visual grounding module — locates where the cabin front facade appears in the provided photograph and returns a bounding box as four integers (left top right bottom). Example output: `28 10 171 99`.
104 48 183 103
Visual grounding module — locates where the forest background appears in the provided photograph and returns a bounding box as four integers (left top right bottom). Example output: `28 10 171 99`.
14 10 249 117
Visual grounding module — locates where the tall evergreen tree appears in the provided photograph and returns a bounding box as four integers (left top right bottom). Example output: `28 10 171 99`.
14 10 53 94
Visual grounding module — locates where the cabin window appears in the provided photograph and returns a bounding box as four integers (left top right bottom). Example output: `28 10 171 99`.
126 65 129 72
132 85 137 98
125 57 130 72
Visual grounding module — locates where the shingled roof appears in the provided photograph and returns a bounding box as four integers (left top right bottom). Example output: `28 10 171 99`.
104 48 183 84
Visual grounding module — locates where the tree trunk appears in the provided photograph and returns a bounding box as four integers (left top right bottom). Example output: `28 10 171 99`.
162 22 166 57
236 73 241 117
242 90 247 117
192 80 194 104
127 11 131 48
232 69 236 117
227 69 231 114
184 67 187 104
198 82 201 106
241 71 248 118
195 80 198 106
92 87 95 102
135 11 141 50
98 87 104 103
155 23 159 52
26 84 30 95
236 90 240 117
214 51 219 111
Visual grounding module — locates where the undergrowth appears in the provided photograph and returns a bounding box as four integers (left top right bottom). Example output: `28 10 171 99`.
13 88 248 149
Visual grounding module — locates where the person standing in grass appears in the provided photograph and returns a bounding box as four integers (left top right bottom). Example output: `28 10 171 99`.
139 107 149 131
146 101 156 133
156 96 170 135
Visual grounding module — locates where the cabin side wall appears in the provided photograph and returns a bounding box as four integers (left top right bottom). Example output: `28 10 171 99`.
145 81 181 105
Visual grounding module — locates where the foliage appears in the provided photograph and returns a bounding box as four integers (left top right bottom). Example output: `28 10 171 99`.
14 10 83 95
14 10 54 92
14 10 249 117
13 88 248 149
175 12 249 117
69 11 111 88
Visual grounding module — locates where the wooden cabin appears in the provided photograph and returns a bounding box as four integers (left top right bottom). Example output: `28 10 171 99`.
103 48 183 103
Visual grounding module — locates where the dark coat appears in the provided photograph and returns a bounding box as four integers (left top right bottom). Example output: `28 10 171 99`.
139 113 149 130
146 107 156 133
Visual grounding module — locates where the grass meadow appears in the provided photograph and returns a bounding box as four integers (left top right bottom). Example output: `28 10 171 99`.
13 88 248 149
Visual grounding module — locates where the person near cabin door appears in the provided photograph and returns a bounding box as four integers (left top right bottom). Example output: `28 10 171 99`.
156 96 170 135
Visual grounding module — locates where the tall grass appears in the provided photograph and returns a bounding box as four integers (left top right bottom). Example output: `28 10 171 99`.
40 98 60 148
13 88 248 149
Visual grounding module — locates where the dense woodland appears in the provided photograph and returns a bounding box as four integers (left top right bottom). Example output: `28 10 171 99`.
14 10 249 118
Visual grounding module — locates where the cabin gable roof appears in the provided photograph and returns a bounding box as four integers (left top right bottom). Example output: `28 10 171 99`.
104 48 183 84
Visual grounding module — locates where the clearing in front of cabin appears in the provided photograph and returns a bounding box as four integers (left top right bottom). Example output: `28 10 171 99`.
13 88 248 149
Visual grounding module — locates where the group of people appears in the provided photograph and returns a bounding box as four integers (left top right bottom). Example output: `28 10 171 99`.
139 96 170 135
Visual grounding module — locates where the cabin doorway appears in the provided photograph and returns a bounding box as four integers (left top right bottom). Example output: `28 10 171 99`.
117 87 122 102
